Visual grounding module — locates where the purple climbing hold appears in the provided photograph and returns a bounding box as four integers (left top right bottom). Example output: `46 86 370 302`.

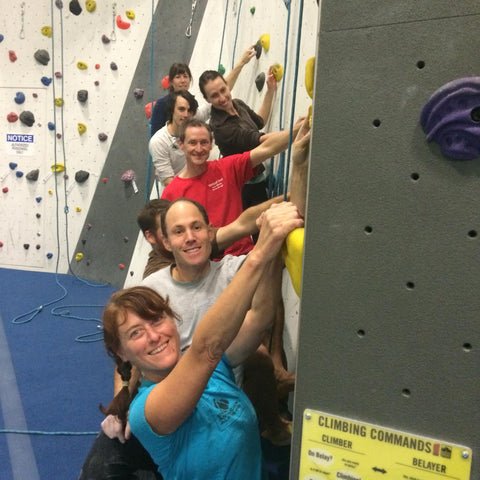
86 223 92 229
9 162 17 170
133 88 144 99
14 92 25 104
41 76 53 86
55 71 63 78
420 77 480 160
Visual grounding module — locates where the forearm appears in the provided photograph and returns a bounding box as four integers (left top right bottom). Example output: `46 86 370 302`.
290 161 308 217
225 48 254 90
216 194 284 250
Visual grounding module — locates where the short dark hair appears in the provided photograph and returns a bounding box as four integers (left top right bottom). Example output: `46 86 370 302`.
168 63 192 92
178 118 213 143
198 70 226 98
166 90 199 124
161 197 210 237
137 199 171 236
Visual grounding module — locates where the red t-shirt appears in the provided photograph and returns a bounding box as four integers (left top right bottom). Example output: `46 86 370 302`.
161 152 255 256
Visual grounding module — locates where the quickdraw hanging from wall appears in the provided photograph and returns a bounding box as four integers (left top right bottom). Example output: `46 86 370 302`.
185 0 198 37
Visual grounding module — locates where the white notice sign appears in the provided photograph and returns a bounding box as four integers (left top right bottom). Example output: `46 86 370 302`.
6 133 35 156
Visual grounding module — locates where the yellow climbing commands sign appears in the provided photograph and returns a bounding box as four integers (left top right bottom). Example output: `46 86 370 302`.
299 409 472 480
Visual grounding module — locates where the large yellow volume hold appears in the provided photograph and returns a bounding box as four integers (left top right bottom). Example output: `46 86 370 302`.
305 57 315 98
282 227 304 297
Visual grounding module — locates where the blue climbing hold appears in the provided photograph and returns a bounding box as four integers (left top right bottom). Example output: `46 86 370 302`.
16 171 24 178
46 252 53 259
9 162 17 170
0 34 4 42
14 92 25 104
41 76 52 86
48 122 56 130
36 196 42 203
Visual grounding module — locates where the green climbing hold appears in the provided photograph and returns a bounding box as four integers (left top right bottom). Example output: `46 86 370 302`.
250 7 255 14
218 64 226 75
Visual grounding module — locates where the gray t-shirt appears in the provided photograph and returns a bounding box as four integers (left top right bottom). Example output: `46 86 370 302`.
141 255 246 349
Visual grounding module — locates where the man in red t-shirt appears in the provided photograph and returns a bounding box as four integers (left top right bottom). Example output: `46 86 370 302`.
161 118 302 256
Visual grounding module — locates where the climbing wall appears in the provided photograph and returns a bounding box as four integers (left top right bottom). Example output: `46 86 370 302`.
291 2 479 479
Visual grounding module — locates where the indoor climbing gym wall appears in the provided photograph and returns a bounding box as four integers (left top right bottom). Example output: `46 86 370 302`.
291 2 479 480
0 0 319 289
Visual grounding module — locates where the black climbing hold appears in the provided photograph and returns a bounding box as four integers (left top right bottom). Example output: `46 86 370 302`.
69 0 82 15
101 34 110 44
75 170 90 183
98 132 108 142
34 49 50 66
255 72 265 91
27 169 40 181
254 40 262 59
77 89 88 103
19 111 35 127
36 213 41 219
24 244 30 250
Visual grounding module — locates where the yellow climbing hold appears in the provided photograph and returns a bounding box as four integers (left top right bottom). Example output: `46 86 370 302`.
55 98 64 107
41 26 52 38
259 33 270 51
308 104 312 127
126 10 135 19
48 189 53 194
86 0 97 12
51 163 65 173
305 56 315 99
76 206 82 212
271 63 284 82
78 123 87 135
77 61 88 70
282 227 304 297
75 253 84 262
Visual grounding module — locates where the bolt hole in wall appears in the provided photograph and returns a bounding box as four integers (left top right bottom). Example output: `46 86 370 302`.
462 342 472 352
406 281 415 290
357 329 366 338
467 229 477 238
364 225 373 234
416 60 425 69
410 172 419 181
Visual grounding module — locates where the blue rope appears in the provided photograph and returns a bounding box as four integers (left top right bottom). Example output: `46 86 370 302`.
218 0 230 70
0 429 97 436
231 0 243 70
282 0 305 199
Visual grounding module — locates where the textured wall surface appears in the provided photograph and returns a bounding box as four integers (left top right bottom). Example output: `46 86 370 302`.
291 2 480 478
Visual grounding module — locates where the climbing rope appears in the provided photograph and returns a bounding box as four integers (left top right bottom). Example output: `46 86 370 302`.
217 0 230 71
231 0 243 69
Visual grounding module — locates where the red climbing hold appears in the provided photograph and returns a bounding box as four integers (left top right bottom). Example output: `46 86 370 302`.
9 50 17 62
2 187 8 193
116 15 130 30
7 112 18 122
103 177 107 183
161 75 170 90
119 263 125 269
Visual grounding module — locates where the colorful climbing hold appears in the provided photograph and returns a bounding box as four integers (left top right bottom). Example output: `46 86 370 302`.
271 63 284 82
86 223 93 229
95 63 100 69
78 123 87 135
15 171 24 178
0 242 3 247
41 26 52 38
98 132 108 142
110 61 118 71
47 252 53 259
218 64 226 75
9 50 17 62
55 98 64 107
305 57 315 99
55 71 63 78
48 190 53 194
126 10 135 19
2 187 8 193
119 263 125 269
41 77 53 86
94 80 100 86
75 170 89 183
56 133 62 139
103 178 107 184
255 72 265 91
27 169 39 181
48 122 56 130
36 196 42 202
76 206 82 212
55 0 63 8
7 112 18 122
86 0 96 13
259 33 270 51
75 252 84 261
101 34 110 44
0 34 4 42
34 49 50 65
19 111 35 126
9 162 18 170
77 89 88 102
51 163 65 173
77 61 88 70
14 92 25 104
116 15 131 30
133 88 144 99
69 0 82 15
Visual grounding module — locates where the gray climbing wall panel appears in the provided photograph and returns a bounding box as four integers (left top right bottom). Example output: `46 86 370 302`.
291 2 479 479
70 0 206 287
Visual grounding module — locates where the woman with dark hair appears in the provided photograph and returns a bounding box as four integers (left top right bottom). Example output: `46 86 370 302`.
97 202 303 479
149 46 255 136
